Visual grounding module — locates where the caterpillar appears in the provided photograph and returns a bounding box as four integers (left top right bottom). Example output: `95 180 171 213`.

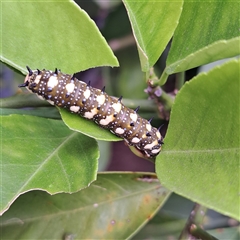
19 66 164 158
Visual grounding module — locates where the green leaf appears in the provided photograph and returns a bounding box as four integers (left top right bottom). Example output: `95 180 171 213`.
0 92 51 109
0 173 171 239
0 115 99 214
0 107 60 119
123 0 183 72
166 1 240 74
156 59 240 220
1 0 118 73
59 108 122 141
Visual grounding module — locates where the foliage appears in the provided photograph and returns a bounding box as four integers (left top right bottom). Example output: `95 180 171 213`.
0 0 239 239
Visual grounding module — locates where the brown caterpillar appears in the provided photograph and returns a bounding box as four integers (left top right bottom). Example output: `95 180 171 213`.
19 66 163 158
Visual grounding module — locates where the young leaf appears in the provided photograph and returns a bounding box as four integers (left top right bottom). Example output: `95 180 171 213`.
123 0 183 72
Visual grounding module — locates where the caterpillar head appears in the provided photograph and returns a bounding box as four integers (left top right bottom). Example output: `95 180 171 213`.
129 137 163 160
19 66 41 92
19 66 62 105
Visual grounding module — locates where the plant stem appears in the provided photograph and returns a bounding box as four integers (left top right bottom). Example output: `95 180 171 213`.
179 204 218 240
122 98 157 112
159 90 174 111
175 71 185 90
156 68 169 86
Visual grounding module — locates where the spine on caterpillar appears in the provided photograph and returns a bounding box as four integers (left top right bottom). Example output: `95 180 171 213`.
19 66 164 158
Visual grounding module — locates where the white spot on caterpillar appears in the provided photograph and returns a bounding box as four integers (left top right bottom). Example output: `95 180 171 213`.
96 94 105 105
99 115 114 126
151 148 161 154
112 102 122 113
70 106 80 112
35 75 41 84
144 140 158 150
115 127 125 134
142 134 147 138
131 137 140 143
83 89 91 99
47 100 54 105
47 76 59 88
65 83 75 93
156 131 161 138
146 124 152 132
130 113 138 122
84 108 98 119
